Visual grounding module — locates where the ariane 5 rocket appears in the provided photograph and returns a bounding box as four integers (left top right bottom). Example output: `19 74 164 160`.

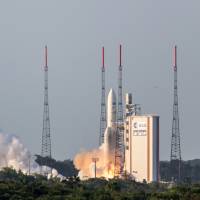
103 88 117 169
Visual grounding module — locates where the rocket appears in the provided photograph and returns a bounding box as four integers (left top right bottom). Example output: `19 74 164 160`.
103 89 117 169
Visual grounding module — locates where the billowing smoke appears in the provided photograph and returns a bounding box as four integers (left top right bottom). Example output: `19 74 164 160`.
0 132 62 178
0 132 40 174
74 144 115 179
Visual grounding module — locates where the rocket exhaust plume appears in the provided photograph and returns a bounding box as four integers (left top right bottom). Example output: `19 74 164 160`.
74 143 116 179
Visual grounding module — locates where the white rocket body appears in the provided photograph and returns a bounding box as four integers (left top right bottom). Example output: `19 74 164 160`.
103 89 117 168
107 89 117 127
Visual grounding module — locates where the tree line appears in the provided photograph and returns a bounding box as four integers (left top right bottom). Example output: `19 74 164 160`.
0 167 200 200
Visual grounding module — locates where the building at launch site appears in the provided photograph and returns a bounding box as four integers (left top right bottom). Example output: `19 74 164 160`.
124 94 159 182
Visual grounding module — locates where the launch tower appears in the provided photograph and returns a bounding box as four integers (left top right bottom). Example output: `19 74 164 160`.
41 46 52 174
114 45 124 177
99 47 107 145
170 45 181 182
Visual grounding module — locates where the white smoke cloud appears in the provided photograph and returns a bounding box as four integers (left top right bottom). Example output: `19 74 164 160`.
0 132 40 174
0 132 68 180
0 132 64 179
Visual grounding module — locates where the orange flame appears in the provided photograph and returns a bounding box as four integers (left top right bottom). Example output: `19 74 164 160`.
74 144 117 179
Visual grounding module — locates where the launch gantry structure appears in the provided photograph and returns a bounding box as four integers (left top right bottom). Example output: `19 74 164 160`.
170 45 181 182
114 45 124 177
99 47 107 145
41 46 52 174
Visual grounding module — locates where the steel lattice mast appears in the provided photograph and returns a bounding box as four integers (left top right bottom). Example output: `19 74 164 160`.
99 47 107 145
170 45 181 182
41 46 52 170
114 44 124 177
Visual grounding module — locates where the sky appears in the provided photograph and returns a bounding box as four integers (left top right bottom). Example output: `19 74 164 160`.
0 0 199 161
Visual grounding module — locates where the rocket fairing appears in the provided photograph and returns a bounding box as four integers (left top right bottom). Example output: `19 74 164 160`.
107 89 117 127
103 89 117 169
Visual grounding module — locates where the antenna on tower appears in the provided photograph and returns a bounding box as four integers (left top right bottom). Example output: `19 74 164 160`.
41 45 52 175
99 47 107 145
114 44 124 177
170 45 181 182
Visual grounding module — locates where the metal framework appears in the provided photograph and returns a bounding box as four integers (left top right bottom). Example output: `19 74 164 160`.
41 46 52 173
92 157 99 178
114 45 124 177
170 45 181 182
99 47 107 145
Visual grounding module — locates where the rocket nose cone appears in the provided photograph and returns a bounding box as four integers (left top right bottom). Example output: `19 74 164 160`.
108 88 116 103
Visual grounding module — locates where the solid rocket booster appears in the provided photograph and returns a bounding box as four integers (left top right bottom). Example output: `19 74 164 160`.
104 89 117 168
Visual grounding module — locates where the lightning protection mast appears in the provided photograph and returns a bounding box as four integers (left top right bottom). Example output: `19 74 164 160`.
99 47 107 145
114 44 124 177
41 46 52 175
170 45 181 183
